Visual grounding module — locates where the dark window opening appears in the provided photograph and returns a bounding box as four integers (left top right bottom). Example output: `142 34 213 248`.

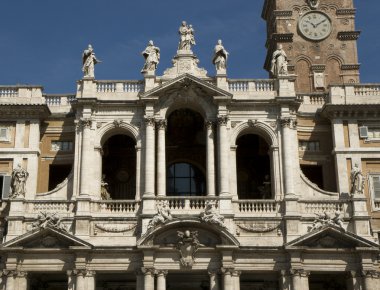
236 134 271 199
309 273 347 290
301 164 324 189
48 164 72 191
167 163 206 196
29 273 68 290
102 134 136 200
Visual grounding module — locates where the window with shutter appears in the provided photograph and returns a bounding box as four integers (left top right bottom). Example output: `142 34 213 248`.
0 127 9 141
372 175 380 200
0 175 11 199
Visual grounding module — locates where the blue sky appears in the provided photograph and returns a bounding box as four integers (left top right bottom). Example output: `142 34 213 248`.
0 0 378 93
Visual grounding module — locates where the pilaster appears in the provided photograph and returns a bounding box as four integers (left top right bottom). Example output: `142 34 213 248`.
156 120 167 197
206 120 216 196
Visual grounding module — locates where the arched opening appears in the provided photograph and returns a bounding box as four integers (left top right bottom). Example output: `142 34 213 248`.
326 58 342 85
102 134 136 200
167 162 206 196
166 108 206 196
236 134 271 199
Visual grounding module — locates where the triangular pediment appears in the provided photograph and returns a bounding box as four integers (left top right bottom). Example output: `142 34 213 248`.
0 227 92 249
141 73 232 99
285 225 378 249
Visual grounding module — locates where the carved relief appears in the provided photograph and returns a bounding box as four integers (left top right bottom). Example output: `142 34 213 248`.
144 116 156 127
217 115 229 126
236 222 281 234
309 211 345 232
30 212 68 232
176 230 201 267
155 119 167 130
147 201 173 231
200 201 226 229
94 223 136 234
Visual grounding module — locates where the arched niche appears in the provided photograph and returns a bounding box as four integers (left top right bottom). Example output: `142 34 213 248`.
295 57 312 93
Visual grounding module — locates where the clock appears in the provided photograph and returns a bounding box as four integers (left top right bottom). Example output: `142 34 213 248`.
298 11 332 41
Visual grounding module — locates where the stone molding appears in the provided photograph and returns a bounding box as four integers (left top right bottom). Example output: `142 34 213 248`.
205 120 215 129
272 33 294 42
336 8 356 16
273 10 292 18
341 64 360 71
290 269 310 277
362 270 380 279
337 31 361 41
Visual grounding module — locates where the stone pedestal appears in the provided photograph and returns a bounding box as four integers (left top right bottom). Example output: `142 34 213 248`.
143 71 156 91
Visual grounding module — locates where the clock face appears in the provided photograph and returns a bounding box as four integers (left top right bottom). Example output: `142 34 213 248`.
298 11 332 41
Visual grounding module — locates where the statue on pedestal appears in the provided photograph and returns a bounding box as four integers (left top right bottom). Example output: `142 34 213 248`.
178 21 196 51
350 163 364 195
141 40 160 73
9 164 29 199
82 44 100 78
212 39 229 72
270 44 288 77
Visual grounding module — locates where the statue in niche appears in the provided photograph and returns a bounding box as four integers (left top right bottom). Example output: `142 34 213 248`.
350 163 364 195
307 0 320 9
100 174 112 200
31 212 67 232
310 211 345 232
141 40 160 73
200 201 226 229
9 164 29 199
212 39 229 72
82 44 100 78
147 201 173 231
176 230 201 267
178 21 196 51
258 175 272 199
270 44 288 77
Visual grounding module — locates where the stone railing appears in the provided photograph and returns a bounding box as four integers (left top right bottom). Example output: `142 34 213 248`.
354 84 380 96
297 94 326 105
96 81 144 93
26 201 75 214
299 200 350 217
44 94 76 106
0 87 18 97
228 79 275 92
156 196 219 213
233 200 281 215
91 200 140 214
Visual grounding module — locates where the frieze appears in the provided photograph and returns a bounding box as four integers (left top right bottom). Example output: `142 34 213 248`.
236 222 281 234
341 64 360 71
94 223 137 234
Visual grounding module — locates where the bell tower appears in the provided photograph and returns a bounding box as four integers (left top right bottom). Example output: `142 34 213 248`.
262 0 360 93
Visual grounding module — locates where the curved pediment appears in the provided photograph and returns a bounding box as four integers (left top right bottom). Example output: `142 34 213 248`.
137 218 239 247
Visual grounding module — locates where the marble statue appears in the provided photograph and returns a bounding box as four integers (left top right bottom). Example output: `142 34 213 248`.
308 0 320 9
212 39 229 72
258 175 271 199
270 44 288 77
350 163 364 195
178 21 196 51
82 44 100 78
176 230 200 267
10 164 29 198
31 212 67 232
147 201 173 231
200 201 226 229
100 175 111 200
141 40 160 73
310 211 345 232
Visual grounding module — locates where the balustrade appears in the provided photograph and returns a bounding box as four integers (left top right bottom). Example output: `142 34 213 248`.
234 200 280 214
299 200 350 216
45 95 61 106
92 200 139 214
97 82 116 93
228 79 274 92
156 196 219 213
354 84 380 96
0 87 18 97
124 81 144 92
26 201 75 213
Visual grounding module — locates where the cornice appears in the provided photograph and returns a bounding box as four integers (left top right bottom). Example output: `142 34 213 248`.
321 104 380 119
337 31 361 41
341 64 360 71
271 33 294 42
336 8 356 16
0 104 50 119
273 10 293 18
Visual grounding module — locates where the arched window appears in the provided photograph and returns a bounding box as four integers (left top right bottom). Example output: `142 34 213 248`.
167 163 206 196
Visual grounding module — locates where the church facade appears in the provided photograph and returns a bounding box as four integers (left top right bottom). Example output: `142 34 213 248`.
0 0 379 289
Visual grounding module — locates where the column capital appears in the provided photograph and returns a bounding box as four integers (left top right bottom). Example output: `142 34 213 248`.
290 269 310 277
208 269 219 276
141 267 156 276
73 269 87 277
205 120 216 129
156 119 167 130
144 116 156 127
77 118 93 129
2 270 17 277
280 117 297 129
221 267 234 275
231 270 242 277
156 270 168 277
362 270 380 279
217 115 229 126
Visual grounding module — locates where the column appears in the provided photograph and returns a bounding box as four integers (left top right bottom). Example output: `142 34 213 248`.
271 146 281 199
362 270 380 290
142 268 155 290
156 270 168 290
217 116 230 196
144 117 156 196
93 147 103 198
80 119 93 196
15 271 28 290
221 268 234 290
206 121 216 196
279 270 291 290
232 270 241 290
346 271 361 290
156 120 167 197
26 119 40 197
229 145 238 199
209 270 220 290
86 271 96 290
291 269 309 290
280 118 295 195
135 146 142 200
135 269 144 290
3 270 15 290
67 271 75 290
74 270 86 290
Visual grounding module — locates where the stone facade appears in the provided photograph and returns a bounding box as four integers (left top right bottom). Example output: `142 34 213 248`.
0 1 380 290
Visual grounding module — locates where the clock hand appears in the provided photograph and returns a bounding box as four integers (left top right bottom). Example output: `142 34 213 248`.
305 20 317 28
315 19 327 27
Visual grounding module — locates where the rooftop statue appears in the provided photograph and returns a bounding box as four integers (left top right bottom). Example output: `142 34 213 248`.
212 39 229 73
270 44 288 77
82 44 100 78
141 40 160 73
178 21 196 51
